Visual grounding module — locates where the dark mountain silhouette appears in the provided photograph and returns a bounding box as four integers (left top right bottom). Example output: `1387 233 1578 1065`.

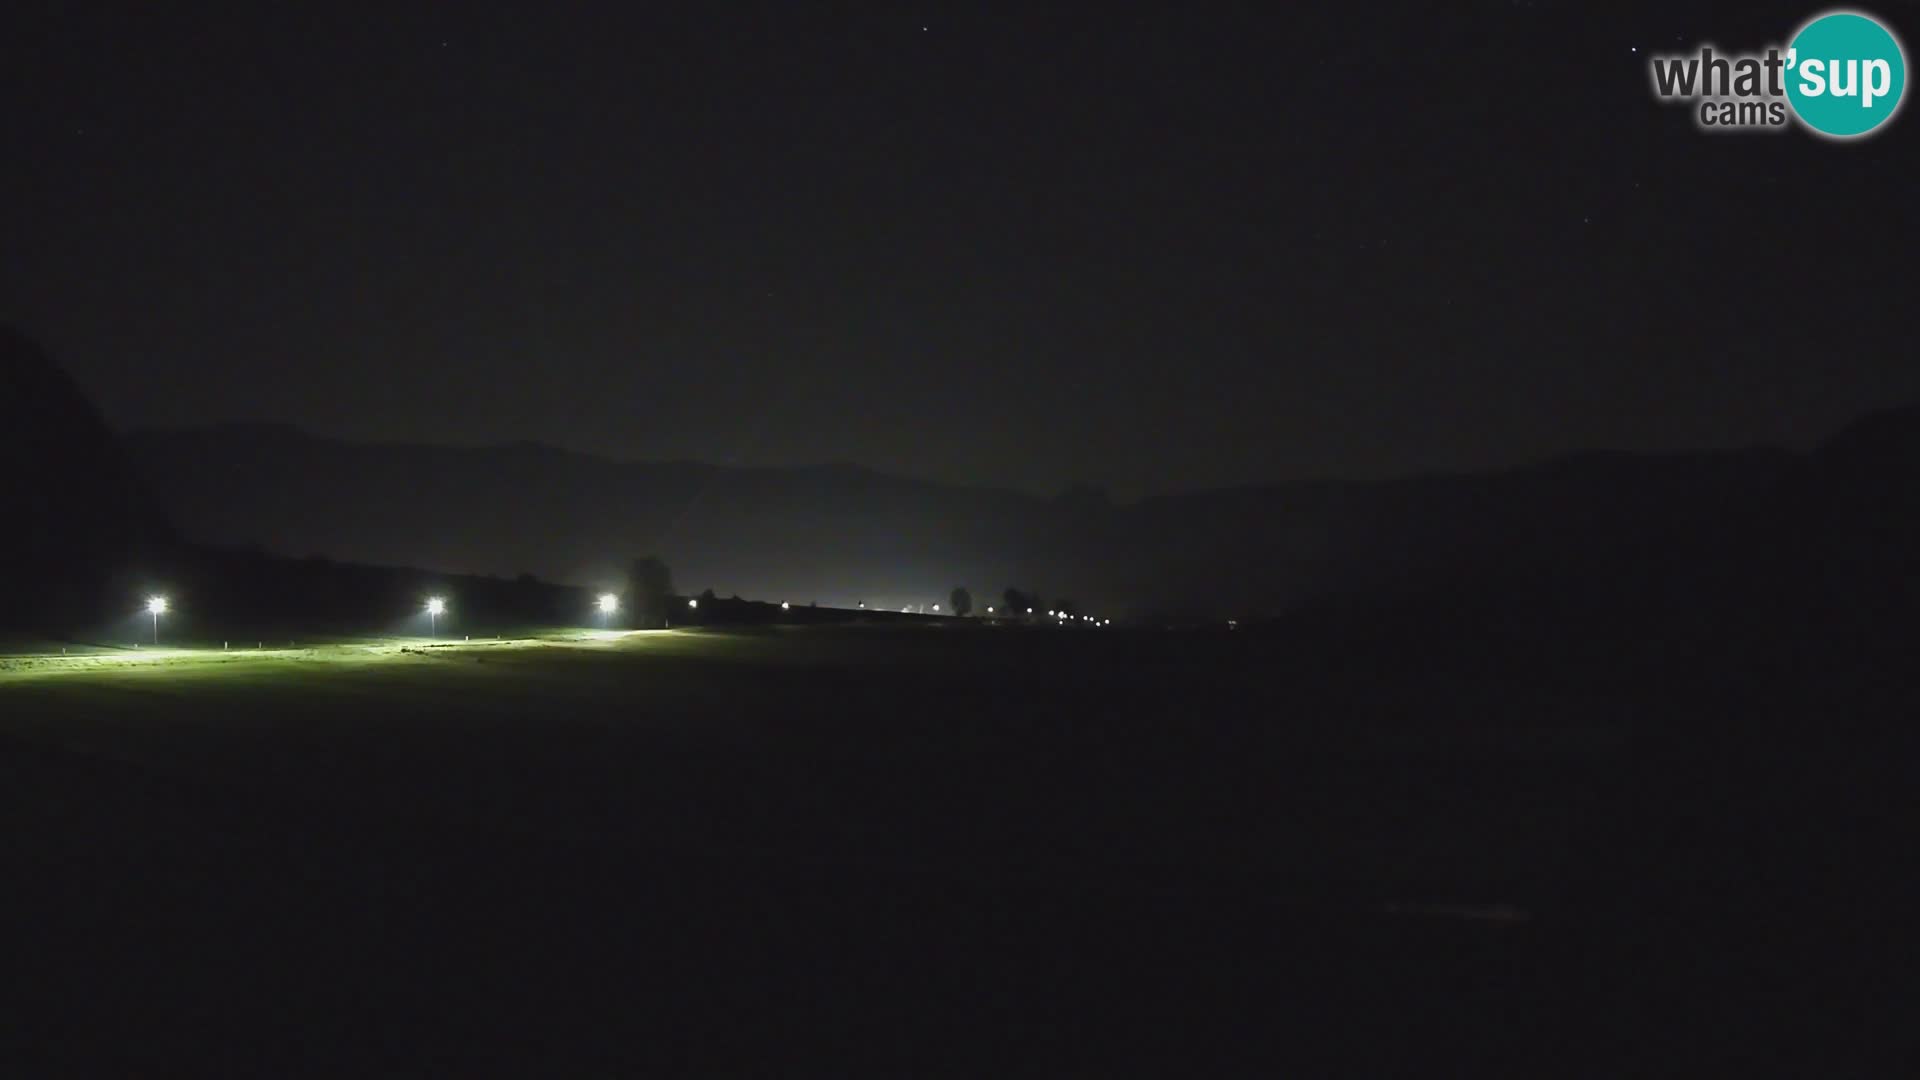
126 407 1920 632
0 326 172 629
124 423 1064 608
1816 401 1920 470
5 320 1917 652
0 328 609 638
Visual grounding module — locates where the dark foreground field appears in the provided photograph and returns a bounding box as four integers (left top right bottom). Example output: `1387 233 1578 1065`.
2 626 1911 1075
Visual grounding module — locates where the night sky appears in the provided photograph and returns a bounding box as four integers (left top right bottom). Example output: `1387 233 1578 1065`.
5 2 1914 496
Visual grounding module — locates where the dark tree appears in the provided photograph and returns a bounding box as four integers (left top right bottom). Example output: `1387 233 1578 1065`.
949 587 973 617
1002 588 1029 615
627 555 674 629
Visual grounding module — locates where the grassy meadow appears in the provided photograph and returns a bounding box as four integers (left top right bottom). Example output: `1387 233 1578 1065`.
1 625 1904 1074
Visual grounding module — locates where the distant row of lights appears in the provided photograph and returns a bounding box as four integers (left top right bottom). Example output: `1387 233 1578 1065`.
134 592 1107 645
851 602 1109 624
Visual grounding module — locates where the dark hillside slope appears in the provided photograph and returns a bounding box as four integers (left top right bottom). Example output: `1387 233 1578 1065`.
0 326 171 629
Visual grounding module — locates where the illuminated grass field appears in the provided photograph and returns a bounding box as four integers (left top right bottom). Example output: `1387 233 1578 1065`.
0 628 673 682
0 624 1890 1074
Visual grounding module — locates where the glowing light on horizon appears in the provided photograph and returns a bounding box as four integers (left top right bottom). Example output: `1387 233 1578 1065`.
597 593 619 614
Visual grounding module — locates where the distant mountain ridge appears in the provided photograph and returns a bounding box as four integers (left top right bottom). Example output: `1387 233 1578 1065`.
174 422 953 488
125 422 1056 612
125 405 1920 620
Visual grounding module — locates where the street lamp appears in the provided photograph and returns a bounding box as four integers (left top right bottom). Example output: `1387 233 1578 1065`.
781 601 791 610
687 598 698 609
425 596 446 638
597 593 618 628
146 595 168 645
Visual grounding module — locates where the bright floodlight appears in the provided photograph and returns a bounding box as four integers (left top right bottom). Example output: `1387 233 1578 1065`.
688 598 698 609
781 601 791 610
425 597 447 616
1026 607 1033 614
932 603 941 612
597 593 619 614
145 595 168 645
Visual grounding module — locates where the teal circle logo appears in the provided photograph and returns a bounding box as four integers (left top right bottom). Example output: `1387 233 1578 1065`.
1786 11 1907 138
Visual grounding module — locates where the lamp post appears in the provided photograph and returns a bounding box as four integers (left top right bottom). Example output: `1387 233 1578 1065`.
426 597 446 639
147 596 168 645
597 593 618 629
